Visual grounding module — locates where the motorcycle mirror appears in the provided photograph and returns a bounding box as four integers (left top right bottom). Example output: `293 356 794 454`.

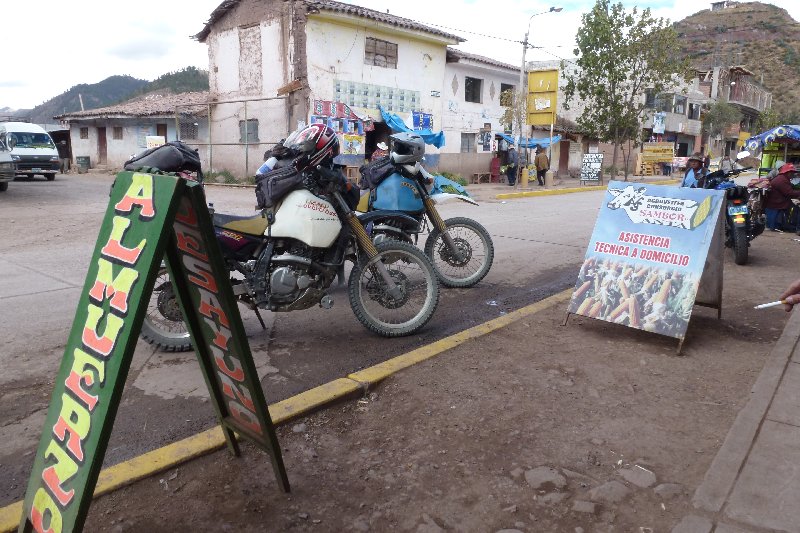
736 150 750 160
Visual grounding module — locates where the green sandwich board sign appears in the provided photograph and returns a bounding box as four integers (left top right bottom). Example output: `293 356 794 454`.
18 172 288 533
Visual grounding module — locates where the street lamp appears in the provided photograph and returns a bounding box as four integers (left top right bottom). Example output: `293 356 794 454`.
516 6 562 186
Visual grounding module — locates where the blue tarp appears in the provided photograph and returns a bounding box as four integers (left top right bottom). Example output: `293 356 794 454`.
498 133 562 148
744 125 800 151
378 105 446 149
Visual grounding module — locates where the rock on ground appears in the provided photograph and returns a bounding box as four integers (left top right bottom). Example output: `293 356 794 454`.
588 480 632 504
524 466 567 490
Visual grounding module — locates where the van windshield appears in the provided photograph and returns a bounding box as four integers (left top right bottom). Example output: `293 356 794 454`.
10 132 55 149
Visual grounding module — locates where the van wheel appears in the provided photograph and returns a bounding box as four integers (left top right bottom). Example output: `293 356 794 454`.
45 173 56 181
0 182 7 191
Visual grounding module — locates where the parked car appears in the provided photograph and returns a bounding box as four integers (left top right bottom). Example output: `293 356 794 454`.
0 134 13 191
0 122 60 180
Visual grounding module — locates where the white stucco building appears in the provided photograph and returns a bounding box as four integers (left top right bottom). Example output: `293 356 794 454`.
55 92 209 171
195 0 463 176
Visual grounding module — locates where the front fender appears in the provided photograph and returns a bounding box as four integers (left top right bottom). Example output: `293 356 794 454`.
429 192 479 206
357 210 421 230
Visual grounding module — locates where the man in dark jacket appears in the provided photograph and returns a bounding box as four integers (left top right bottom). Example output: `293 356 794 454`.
764 163 800 232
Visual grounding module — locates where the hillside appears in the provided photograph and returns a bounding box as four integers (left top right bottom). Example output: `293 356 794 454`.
674 1 800 120
4 68 209 125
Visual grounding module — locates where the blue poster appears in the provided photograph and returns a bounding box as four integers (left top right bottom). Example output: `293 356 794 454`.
568 182 724 339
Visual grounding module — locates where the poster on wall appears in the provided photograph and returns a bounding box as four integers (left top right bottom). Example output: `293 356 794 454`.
146 135 166 148
652 112 667 134
342 134 365 155
137 126 155 148
412 111 433 131
567 182 724 340
479 131 493 152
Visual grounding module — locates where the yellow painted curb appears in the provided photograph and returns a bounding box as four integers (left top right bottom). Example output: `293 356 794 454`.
0 289 574 532
495 179 681 200
268 378 363 422
0 503 21 533
348 288 573 385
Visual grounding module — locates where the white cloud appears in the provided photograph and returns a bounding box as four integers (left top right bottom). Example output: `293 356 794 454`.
4 0 798 110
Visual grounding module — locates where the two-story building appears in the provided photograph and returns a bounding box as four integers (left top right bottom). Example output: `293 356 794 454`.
195 0 465 176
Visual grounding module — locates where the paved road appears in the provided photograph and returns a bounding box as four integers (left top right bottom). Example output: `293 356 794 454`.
0 173 604 506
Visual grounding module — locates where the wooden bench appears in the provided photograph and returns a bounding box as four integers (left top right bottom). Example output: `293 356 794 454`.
471 172 491 184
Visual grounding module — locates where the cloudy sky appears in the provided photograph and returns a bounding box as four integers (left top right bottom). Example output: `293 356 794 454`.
3 0 799 111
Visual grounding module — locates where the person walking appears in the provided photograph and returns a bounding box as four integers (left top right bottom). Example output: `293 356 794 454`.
534 146 549 186
506 147 518 186
702 148 711 171
681 153 707 188
720 154 734 173
764 163 800 232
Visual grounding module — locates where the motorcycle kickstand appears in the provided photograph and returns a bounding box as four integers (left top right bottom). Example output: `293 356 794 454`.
253 307 267 330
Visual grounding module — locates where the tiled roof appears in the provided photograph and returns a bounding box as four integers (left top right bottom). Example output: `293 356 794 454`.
446 47 518 72
55 92 209 120
194 0 463 43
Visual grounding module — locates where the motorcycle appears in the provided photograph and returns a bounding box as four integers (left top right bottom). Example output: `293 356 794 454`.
136 129 441 352
356 132 494 288
701 154 762 265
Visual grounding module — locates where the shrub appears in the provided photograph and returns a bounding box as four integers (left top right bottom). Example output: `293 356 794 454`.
205 169 238 183
439 171 468 186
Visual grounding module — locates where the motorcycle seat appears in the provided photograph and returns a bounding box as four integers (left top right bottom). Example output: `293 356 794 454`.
213 212 268 236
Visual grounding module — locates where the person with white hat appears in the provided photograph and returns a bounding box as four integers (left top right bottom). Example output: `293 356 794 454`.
371 141 389 161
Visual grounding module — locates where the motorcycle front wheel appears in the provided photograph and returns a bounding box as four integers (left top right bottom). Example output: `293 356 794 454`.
424 217 494 288
140 267 193 352
348 241 439 337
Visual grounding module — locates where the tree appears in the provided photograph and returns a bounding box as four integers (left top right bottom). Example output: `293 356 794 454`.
755 107 781 133
702 100 742 142
562 0 688 179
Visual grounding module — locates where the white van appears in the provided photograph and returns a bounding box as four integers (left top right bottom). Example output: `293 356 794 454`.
0 136 12 191
0 122 60 180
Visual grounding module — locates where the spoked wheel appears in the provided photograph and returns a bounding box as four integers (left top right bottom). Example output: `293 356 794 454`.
140 267 192 351
424 217 494 288
348 241 439 337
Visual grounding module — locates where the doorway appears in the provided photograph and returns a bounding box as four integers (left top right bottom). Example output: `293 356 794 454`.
558 141 570 174
97 127 107 165
365 122 390 160
157 123 168 141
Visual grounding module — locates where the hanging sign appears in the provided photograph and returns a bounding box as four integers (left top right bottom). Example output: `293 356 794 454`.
18 173 288 533
566 182 724 341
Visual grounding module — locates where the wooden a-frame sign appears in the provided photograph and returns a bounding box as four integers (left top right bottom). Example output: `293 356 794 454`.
18 172 288 533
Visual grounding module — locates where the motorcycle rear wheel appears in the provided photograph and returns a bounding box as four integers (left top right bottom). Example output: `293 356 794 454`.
348 241 439 337
732 226 748 265
140 267 193 352
424 217 494 288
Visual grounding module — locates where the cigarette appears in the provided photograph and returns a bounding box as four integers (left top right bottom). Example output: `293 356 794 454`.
754 300 788 309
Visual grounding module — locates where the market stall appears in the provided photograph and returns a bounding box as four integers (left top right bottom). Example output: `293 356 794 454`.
744 125 800 176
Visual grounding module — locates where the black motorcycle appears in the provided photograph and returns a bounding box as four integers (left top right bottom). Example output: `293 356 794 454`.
702 165 763 265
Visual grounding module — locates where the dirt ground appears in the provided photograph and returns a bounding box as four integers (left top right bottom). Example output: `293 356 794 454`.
54 231 800 532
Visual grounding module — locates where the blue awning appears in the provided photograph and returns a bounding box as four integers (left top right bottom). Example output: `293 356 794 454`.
744 125 800 151
378 105 446 149
498 133 561 148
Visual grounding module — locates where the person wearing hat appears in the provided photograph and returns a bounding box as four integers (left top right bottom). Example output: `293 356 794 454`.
764 162 800 232
681 153 708 188
370 141 388 162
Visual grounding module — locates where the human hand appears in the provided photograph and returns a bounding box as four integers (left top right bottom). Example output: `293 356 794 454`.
779 278 800 312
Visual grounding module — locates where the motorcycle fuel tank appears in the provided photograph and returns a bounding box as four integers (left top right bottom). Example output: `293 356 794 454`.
270 189 342 248
214 227 261 260
371 172 425 213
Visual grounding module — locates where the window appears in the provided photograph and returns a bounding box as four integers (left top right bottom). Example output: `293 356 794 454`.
688 103 701 120
500 83 515 106
112 127 123 140
645 90 656 108
460 133 476 153
365 37 398 69
673 96 687 115
80 127 88 139
465 77 483 103
239 119 259 143
180 122 198 140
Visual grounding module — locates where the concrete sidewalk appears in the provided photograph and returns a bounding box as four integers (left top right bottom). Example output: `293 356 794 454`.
675 309 800 533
